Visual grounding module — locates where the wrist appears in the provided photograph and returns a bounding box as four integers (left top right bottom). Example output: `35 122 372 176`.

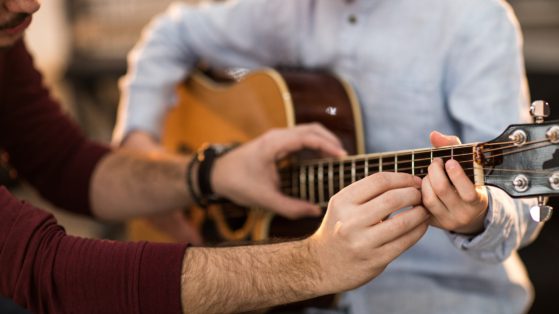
187 143 236 208
303 236 329 296
452 207 488 235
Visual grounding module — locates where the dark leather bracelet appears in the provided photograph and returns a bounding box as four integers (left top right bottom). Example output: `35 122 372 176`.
189 143 236 208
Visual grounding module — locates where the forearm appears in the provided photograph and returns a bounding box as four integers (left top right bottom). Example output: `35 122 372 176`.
90 149 194 220
180 240 324 314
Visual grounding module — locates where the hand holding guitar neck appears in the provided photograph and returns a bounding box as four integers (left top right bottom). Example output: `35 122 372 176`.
180 172 429 314
212 123 347 219
308 172 429 295
422 131 489 235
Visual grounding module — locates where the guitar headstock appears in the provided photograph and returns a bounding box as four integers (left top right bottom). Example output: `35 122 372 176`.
481 101 555 222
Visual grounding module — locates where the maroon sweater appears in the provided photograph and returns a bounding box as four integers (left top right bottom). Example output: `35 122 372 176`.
0 40 187 314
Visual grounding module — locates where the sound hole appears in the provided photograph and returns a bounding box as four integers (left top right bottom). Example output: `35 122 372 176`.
201 203 252 243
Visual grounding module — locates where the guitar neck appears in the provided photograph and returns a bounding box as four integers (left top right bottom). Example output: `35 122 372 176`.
280 144 484 207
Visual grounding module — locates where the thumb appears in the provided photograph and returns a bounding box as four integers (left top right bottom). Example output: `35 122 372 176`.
430 131 461 148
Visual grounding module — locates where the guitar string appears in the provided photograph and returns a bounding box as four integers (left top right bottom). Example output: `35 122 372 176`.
279 154 559 185
295 138 545 166
286 140 556 173
279 153 532 179
279 167 559 190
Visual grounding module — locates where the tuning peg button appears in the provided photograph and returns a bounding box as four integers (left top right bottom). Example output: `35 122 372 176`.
531 205 553 222
530 100 550 124
546 126 559 143
509 129 527 146
512 174 530 192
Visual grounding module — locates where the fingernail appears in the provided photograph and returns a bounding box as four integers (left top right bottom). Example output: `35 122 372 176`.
446 159 458 170
413 176 422 188
432 157 442 163
339 149 348 157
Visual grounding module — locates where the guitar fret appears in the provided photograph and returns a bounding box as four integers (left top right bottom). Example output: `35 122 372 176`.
318 162 324 205
339 160 344 190
300 166 307 200
292 166 298 197
351 159 356 183
412 150 415 175
328 161 334 199
286 143 484 204
308 166 315 204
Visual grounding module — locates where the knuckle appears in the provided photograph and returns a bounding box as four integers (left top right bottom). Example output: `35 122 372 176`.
309 122 322 129
422 191 437 208
348 240 367 259
329 193 345 210
379 192 400 210
262 128 281 142
397 233 413 250
462 190 478 204
410 188 422 204
391 216 408 231
455 212 472 227
369 172 391 188
431 181 449 196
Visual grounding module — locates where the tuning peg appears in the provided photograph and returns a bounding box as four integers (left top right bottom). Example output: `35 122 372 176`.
530 196 553 222
530 100 550 124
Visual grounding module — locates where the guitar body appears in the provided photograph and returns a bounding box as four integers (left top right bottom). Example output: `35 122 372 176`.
126 68 364 309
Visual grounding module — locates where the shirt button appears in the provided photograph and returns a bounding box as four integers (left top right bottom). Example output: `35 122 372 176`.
348 15 357 24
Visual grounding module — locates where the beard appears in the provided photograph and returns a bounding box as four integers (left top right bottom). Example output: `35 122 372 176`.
0 13 30 30
0 13 30 50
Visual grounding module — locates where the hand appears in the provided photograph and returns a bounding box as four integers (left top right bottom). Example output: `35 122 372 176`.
308 172 429 294
422 131 488 234
212 123 347 219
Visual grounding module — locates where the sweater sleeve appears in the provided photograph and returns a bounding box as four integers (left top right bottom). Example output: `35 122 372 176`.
0 186 188 314
0 40 110 216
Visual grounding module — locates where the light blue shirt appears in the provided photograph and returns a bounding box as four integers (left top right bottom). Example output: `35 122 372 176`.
114 0 542 313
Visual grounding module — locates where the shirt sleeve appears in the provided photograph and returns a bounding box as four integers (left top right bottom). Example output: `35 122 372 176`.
442 2 542 262
0 186 188 314
113 0 299 143
0 40 111 216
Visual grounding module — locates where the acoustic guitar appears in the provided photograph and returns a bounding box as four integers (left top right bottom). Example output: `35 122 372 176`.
127 68 365 245
127 68 556 309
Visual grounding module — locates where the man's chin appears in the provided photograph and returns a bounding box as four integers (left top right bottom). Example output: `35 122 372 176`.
0 33 23 51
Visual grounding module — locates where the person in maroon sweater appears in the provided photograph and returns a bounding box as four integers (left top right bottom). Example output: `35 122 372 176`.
0 1 431 314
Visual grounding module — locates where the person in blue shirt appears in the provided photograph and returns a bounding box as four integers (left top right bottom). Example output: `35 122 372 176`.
113 0 541 313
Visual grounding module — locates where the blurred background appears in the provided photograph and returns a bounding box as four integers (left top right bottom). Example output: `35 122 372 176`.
0 0 557 313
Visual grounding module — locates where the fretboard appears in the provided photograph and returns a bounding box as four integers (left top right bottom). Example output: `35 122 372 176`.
280 144 483 207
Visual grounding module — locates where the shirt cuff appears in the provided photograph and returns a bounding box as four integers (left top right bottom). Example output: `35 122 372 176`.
445 186 514 263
